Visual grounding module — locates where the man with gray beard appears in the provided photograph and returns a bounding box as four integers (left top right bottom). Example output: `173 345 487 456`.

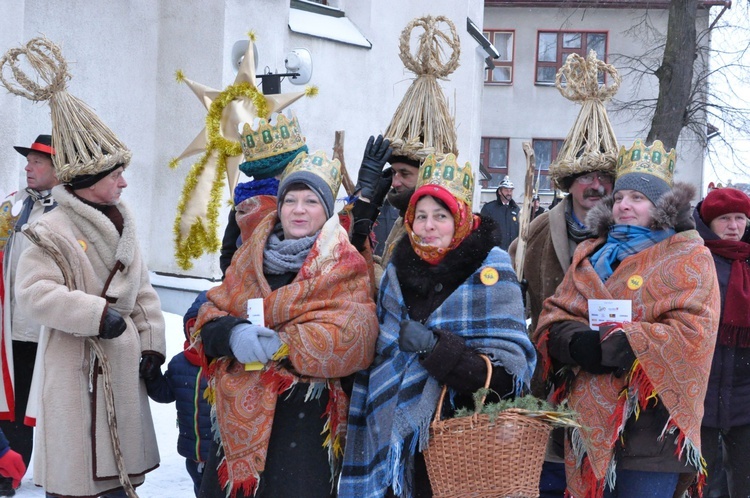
509 167 613 498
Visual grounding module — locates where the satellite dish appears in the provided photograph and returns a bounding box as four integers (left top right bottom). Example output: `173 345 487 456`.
284 48 312 85
232 40 259 73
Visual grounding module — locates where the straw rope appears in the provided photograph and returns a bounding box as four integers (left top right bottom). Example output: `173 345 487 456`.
548 51 621 190
0 37 131 183
22 227 138 498
384 16 460 161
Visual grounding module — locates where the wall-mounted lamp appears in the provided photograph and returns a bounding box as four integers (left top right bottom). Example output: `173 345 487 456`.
253 48 313 95
467 17 499 71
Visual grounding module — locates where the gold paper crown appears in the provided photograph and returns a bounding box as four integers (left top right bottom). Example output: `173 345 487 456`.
240 113 306 162
280 150 342 198
416 154 474 208
616 139 676 186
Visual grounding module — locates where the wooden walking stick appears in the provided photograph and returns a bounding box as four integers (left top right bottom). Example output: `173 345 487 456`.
332 130 356 196
514 143 536 281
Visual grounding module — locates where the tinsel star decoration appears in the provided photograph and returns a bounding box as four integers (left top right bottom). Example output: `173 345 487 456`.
170 34 314 270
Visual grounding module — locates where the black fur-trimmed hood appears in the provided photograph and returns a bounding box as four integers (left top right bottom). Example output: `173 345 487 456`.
393 215 502 295
585 181 697 238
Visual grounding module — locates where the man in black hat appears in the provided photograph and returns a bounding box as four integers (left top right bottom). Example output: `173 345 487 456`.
0 134 59 493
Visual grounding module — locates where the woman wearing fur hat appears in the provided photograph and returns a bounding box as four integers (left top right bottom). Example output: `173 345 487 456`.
194 151 378 498
693 187 750 498
535 140 721 498
340 154 536 497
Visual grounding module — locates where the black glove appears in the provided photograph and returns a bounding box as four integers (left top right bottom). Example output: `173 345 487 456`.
599 329 637 371
371 167 394 208
569 330 616 375
100 308 127 339
355 135 391 201
398 320 438 356
139 353 165 381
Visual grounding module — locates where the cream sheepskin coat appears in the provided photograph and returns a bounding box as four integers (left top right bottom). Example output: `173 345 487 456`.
15 185 165 497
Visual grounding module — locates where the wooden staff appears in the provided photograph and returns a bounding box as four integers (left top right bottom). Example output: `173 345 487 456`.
332 130 356 196
514 142 536 280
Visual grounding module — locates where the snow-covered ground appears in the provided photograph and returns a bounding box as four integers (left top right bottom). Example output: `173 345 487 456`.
15 312 195 497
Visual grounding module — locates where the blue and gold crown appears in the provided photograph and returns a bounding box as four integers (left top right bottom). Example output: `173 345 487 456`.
416 153 474 208
240 113 306 163
616 139 676 187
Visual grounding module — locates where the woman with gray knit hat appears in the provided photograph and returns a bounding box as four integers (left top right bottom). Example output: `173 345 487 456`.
535 139 721 497
693 187 750 498
194 150 378 498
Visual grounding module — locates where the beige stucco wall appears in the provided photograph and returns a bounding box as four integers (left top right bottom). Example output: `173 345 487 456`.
1 0 486 279
480 5 709 208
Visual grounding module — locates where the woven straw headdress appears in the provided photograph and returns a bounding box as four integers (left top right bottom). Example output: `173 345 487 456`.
548 51 621 191
384 16 460 161
0 37 131 183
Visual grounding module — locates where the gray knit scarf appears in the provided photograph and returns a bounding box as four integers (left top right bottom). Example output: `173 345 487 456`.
262 223 318 275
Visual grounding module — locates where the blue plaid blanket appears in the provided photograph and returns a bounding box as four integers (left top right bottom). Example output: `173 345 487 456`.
339 247 535 498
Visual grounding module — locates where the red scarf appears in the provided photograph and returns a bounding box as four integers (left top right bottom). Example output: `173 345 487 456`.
705 238 750 347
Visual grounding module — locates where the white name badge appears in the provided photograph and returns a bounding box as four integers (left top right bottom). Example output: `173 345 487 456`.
588 299 632 328
246 298 265 326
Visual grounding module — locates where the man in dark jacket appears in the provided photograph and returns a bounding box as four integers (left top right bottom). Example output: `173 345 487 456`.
480 176 519 250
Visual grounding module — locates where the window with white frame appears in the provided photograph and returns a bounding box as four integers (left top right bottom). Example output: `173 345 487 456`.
536 31 607 85
479 137 510 189
532 139 564 192
483 30 514 84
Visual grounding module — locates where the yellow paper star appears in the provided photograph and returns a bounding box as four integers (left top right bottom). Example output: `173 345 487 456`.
171 37 306 270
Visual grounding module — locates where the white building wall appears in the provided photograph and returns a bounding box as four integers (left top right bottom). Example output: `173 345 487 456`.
480 5 708 208
1 0 486 281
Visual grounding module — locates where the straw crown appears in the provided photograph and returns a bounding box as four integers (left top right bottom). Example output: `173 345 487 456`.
548 51 621 191
0 37 131 183
383 16 460 161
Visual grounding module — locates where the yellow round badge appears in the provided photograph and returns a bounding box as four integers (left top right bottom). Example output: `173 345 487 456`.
78 239 88 252
627 275 643 290
480 267 499 286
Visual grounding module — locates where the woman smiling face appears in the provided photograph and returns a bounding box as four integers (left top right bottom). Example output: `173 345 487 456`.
612 189 655 227
279 186 327 240
412 195 455 248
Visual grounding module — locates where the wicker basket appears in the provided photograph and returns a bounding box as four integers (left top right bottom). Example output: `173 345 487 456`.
423 355 552 498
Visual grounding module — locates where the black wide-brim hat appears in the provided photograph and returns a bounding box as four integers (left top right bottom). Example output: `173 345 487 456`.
14 134 55 157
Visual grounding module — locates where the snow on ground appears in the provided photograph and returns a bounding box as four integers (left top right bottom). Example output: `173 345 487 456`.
16 312 195 497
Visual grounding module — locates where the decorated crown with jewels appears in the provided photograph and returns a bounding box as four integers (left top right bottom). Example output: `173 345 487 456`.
280 150 342 198
416 153 474 207
616 139 676 187
240 113 306 163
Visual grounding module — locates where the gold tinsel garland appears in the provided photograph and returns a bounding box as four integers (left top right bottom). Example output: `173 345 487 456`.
173 81 268 269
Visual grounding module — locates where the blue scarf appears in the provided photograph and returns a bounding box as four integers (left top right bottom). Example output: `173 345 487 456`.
589 224 675 282
340 248 536 498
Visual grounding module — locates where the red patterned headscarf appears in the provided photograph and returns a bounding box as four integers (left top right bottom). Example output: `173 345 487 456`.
404 184 479 265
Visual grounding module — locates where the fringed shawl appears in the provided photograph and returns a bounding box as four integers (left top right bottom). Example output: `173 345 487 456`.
195 198 378 497
340 247 536 498
535 231 720 498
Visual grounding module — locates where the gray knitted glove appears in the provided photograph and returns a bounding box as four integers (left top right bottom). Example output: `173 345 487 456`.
229 323 281 364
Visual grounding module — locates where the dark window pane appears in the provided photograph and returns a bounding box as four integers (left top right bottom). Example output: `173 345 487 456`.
538 33 557 62
494 32 513 62
563 33 581 49
587 33 606 60
534 141 553 171
488 139 508 167
536 66 557 83
491 66 512 83
539 174 552 192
